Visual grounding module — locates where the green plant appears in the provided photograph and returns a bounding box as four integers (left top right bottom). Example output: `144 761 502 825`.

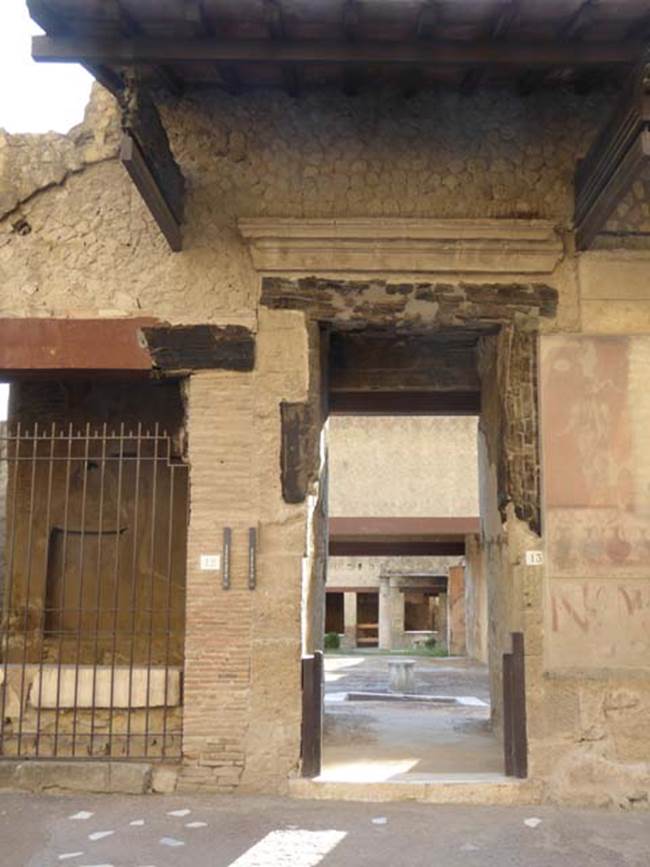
424 644 449 657
324 631 341 650
423 636 437 649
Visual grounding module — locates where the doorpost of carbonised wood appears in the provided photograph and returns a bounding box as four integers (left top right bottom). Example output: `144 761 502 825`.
301 651 323 777
503 631 528 778
502 650 515 776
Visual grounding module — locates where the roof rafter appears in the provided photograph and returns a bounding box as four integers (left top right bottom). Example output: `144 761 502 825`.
32 34 641 69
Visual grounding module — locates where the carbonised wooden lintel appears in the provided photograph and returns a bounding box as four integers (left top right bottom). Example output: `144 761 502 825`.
0 319 256 376
329 390 481 415
140 324 255 372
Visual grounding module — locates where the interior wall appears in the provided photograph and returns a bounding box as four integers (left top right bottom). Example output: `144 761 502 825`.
328 415 479 518
464 533 489 664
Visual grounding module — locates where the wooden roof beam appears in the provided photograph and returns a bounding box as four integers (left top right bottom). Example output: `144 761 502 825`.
27 0 125 92
33 35 640 67
119 76 185 251
575 59 650 249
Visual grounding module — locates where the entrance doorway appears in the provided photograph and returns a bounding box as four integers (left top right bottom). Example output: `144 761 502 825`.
307 328 533 783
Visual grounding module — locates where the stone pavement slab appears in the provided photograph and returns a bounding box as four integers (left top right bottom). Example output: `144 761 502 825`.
0 792 648 867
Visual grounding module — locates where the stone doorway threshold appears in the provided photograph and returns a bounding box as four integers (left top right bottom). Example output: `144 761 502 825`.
289 775 543 805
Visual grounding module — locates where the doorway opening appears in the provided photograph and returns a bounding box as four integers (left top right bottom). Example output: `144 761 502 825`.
314 328 529 783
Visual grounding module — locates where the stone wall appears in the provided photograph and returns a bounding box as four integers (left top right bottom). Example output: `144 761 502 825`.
0 83 609 326
1 81 650 803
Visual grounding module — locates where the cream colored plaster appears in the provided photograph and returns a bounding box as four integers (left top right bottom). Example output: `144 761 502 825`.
329 416 479 518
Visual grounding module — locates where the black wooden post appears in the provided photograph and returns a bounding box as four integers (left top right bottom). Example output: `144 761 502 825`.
301 650 323 777
503 631 528 778
511 631 528 778
502 650 515 776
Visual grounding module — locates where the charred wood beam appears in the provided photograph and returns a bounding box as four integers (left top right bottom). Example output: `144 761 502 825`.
329 390 481 415
280 402 319 503
119 77 185 251
141 325 255 371
575 60 650 249
32 35 640 68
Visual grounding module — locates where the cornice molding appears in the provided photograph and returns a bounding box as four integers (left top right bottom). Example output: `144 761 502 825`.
238 217 563 275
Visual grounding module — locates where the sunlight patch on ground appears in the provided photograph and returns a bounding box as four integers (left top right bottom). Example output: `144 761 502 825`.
318 759 418 783
323 656 365 673
227 829 347 866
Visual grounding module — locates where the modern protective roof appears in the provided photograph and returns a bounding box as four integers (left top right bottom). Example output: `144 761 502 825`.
29 0 649 96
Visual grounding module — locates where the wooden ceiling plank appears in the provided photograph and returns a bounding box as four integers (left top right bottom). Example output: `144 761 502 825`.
32 34 640 67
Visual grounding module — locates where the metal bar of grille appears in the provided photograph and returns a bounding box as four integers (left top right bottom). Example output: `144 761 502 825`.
89 423 108 756
0 422 188 761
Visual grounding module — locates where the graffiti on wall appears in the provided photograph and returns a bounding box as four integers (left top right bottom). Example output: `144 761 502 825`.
541 334 650 668
546 579 650 669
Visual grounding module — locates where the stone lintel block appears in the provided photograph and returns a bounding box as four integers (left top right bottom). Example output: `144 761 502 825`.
239 217 563 275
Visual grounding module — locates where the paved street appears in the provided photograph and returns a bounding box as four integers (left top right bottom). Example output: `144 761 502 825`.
1 792 649 867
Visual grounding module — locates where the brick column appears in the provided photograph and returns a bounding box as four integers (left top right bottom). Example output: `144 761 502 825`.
181 309 320 794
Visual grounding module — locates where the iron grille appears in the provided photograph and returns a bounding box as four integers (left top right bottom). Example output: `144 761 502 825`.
0 422 188 760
